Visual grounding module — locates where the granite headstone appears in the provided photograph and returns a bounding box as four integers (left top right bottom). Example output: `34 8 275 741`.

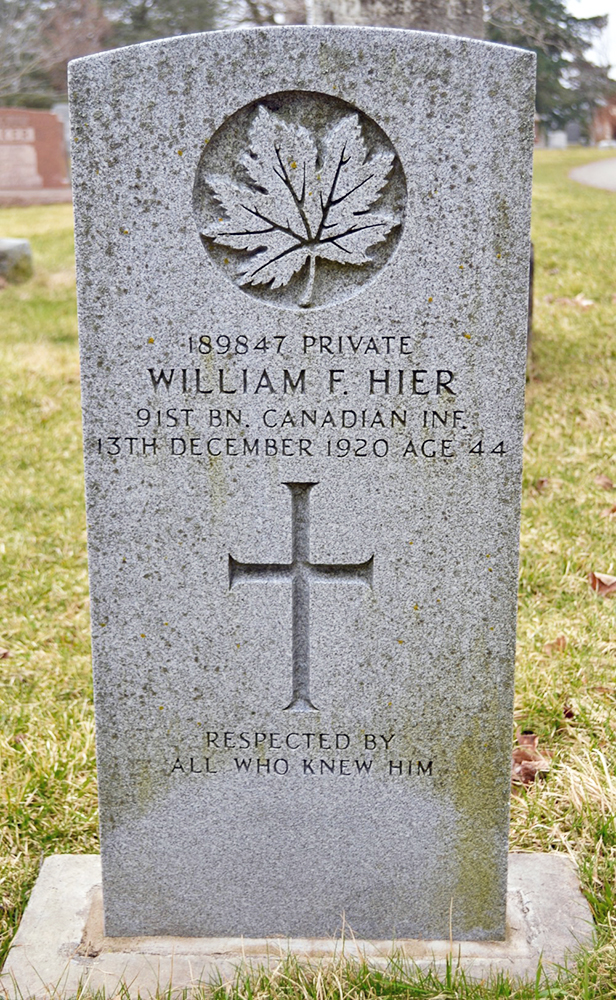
0 108 70 191
0 238 33 282
565 121 581 145
69 27 534 942
547 129 567 149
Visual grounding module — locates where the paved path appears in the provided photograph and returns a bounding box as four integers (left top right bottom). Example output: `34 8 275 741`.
569 157 616 192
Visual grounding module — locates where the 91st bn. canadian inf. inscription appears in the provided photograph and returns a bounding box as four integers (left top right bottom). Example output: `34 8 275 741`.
69 28 534 941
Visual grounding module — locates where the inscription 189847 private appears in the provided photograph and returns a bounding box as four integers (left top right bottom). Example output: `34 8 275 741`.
69 27 534 942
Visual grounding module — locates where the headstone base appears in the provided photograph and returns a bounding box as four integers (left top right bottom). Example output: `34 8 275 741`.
0 188 72 207
1 854 593 997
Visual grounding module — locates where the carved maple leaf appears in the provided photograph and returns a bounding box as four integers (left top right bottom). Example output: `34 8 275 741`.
202 106 400 306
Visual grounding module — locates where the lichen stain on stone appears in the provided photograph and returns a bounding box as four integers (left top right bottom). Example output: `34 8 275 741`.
134 758 155 816
204 446 229 520
452 716 507 936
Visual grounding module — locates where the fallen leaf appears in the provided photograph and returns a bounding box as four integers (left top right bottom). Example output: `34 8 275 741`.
535 477 550 492
512 754 550 785
600 505 616 519
512 731 550 786
588 572 616 597
516 729 539 750
595 474 615 491
512 738 551 786
553 293 594 310
543 635 567 655
0 649 10 659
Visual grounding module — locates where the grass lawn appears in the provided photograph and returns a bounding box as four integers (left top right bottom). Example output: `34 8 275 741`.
0 148 615 998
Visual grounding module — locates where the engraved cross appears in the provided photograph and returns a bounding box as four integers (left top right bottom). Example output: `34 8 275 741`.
229 482 373 711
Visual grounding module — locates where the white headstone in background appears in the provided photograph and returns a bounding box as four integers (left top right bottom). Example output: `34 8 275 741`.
547 130 568 149
69 27 534 942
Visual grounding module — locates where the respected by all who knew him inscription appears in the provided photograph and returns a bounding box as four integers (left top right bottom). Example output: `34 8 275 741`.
69 28 535 941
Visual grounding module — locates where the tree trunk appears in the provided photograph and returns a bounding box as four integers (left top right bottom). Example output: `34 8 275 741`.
308 0 484 39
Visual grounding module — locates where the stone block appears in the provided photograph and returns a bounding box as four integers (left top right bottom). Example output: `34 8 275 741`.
0 238 33 282
68 28 535 940
0 854 594 998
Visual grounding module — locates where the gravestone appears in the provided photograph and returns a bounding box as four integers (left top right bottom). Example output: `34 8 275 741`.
0 108 70 205
565 121 581 145
547 129 567 149
0 238 33 282
52 102 72 152
68 27 535 942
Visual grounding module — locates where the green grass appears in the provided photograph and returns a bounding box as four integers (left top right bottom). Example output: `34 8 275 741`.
1 149 615 997
0 204 97 970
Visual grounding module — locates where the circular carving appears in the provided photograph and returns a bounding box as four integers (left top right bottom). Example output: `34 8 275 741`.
193 90 407 310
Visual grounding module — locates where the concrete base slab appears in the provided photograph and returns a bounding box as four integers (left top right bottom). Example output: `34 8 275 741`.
1 854 593 998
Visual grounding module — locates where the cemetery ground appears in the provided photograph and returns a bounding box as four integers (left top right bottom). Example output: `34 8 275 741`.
0 147 615 998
